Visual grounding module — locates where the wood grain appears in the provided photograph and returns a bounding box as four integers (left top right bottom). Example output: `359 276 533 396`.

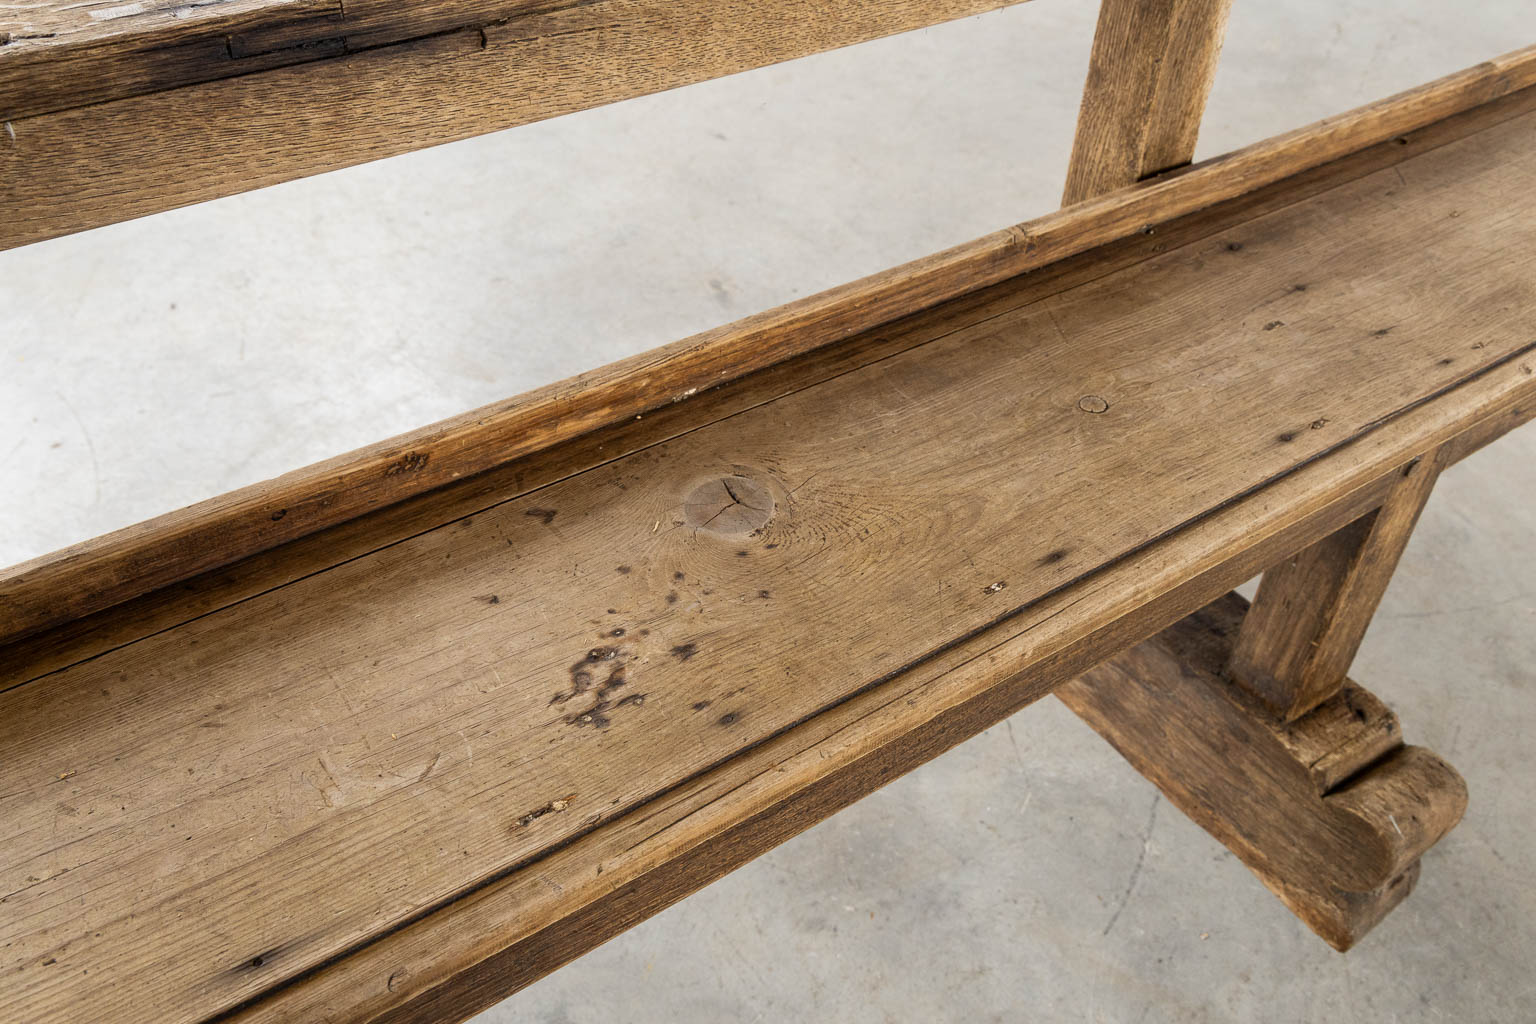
1059 592 1467 951
1229 451 1444 719
0 0 1030 120
4 69 1536 648
5 85 1532 693
233 346 1536 1024
0 0 1030 248
3 102 1536 1023
1062 0 1233 205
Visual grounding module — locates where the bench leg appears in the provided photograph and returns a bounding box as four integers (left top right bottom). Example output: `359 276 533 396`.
1058 453 1466 950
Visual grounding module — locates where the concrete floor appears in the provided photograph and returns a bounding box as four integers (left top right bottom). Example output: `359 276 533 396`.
3 1 1535 1020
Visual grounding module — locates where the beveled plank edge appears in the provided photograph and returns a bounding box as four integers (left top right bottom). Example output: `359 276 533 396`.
4 55 1535 647
218 344 1536 1024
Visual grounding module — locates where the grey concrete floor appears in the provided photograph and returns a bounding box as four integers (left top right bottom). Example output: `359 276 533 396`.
3 1 1535 1021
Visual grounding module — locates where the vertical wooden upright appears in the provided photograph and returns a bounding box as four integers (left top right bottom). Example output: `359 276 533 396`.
1062 0 1234 205
1228 453 1445 719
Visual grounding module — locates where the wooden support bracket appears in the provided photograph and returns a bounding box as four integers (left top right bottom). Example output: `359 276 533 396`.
1229 452 1444 720
1059 592 1467 950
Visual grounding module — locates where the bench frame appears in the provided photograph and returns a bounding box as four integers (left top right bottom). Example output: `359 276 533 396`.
3 3 1535 1022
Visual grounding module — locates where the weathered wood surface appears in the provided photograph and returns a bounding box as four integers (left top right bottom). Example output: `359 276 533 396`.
236 348 1533 1024
0 0 1032 249
4 70 1536 650
1229 451 1444 719
1059 593 1467 951
3 98 1535 1024
3 38 1531 253
1062 0 1233 204
0 0 1031 121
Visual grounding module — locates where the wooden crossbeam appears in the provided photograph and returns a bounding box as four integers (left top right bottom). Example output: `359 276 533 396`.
0 0 1035 250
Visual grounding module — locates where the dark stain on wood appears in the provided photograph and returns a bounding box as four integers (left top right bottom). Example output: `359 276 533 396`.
384 452 430 477
514 795 576 830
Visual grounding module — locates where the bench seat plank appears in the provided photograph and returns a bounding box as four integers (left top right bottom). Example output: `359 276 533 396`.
2 97 1535 1024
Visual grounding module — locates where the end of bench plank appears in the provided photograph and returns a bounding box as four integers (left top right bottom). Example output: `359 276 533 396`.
1058 592 1466 951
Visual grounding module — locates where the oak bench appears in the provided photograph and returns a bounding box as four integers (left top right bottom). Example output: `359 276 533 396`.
3 2 1534 1021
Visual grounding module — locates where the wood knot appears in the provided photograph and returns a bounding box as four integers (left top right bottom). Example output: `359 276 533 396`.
682 475 774 534
1077 395 1110 414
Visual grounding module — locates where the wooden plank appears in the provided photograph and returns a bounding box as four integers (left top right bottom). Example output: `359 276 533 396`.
1062 0 1233 205
4 65 1535 648
0 0 1029 121
232 350 1536 1024
3 102 1535 1024
0 0 1032 249
1059 592 1467 951
7 84 1531 691
1228 452 1444 719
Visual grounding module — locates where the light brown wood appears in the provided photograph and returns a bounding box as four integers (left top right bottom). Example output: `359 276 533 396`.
0 0 1033 121
1058 592 1467 951
1062 0 1233 205
1 34 1533 253
3 97 1536 1023
5 71 1535 650
1229 451 1444 719
237 345 1536 1024
0 0 1035 250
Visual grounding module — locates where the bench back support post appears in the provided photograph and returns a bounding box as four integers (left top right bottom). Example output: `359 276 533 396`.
1062 0 1234 205
1228 450 1446 720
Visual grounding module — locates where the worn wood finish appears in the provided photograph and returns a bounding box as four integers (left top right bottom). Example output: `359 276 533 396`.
11 82 1534 693
0 0 1032 249
1230 452 1444 719
235 347 1536 1024
9 39 1523 260
1062 0 1233 205
5 73 1536 650
1059 593 1468 951
0 38 1532 254
3 98 1536 1023
1138 0 1234 177
0 0 1032 121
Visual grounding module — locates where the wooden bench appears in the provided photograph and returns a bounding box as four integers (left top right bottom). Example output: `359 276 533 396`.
3 2 1534 1021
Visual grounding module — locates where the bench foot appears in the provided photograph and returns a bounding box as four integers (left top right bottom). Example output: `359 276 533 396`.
1058 592 1466 950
